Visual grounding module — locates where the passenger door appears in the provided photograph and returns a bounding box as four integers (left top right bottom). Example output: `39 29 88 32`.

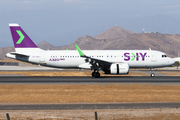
151 52 157 62
39 52 45 63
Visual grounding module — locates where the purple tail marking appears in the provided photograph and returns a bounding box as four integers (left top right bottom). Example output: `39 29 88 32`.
9 23 38 48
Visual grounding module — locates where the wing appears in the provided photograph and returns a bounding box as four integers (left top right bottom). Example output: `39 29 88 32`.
75 45 111 70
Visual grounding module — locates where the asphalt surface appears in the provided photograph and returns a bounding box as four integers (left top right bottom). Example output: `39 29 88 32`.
0 76 180 84
0 103 180 110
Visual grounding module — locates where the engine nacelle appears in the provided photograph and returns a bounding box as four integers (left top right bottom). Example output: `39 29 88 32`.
110 63 129 74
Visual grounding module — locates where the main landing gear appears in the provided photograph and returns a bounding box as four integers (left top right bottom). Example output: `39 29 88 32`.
92 70 100 78
150 68 155 77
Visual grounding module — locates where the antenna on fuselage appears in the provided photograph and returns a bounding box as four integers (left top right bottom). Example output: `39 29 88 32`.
149 45 151 50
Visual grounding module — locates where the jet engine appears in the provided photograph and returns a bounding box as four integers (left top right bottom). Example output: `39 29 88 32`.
110 63 129 74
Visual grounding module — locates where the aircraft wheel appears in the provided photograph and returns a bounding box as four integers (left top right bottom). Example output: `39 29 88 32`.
95 72 100 78
92 72 96 77
92 72 100 78
151 73 155 77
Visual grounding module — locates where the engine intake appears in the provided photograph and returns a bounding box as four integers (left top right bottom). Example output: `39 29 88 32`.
110 63 129 74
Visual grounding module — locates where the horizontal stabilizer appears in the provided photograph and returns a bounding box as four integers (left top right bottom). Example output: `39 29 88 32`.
8 52 30 57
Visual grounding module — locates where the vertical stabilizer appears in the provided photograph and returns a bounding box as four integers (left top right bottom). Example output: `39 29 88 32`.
9 23 41 52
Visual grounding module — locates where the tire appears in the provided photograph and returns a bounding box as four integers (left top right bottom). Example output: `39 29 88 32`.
95 72 100 78
151 73 155 77
91 72 96 77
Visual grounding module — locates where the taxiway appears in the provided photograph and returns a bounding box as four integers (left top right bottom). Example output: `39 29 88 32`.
0 76 180 85
0 103 180 110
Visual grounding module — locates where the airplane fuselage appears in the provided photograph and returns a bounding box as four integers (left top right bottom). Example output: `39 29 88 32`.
7 49 174 69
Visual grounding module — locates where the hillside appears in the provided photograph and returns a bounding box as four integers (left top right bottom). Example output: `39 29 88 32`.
37 41 55 50
102 33 180 57
1 26 180 59
57 32 180 57
94 26 135 39
0 47 15 59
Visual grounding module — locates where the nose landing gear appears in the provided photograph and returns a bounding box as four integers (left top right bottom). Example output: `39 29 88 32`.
150 68 155 77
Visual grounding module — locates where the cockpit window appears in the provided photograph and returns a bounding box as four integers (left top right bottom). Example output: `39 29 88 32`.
162 55 168 58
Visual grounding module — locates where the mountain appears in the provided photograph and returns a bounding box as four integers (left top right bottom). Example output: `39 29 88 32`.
0 47 15 59
59 35 106 50
51 31 180 58
1 26 180 60
59 26 136 50
37 41 55 50
59 26 180 57
102 33 180 57
94 26 135 39
115 14 180 34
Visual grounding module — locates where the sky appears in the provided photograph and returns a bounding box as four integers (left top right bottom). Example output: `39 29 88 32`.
0 0 180 47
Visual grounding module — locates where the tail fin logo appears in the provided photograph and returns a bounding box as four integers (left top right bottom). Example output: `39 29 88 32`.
16 30 25 44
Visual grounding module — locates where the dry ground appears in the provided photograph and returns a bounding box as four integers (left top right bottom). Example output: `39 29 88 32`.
0 84 180 103
0 71 148 76
160 71 180 76
1 109 180 120
0 69 180 119
0 59 36 66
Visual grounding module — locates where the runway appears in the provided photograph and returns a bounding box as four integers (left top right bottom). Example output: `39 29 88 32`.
1 103 180 110
0 76 180 85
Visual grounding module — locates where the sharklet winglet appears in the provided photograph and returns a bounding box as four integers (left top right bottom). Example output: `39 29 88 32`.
75 45 85 57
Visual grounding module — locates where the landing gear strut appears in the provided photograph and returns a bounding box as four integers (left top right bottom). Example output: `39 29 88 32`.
150 68 155 77
92 70 100 78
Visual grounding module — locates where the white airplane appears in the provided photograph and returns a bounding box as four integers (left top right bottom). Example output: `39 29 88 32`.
6 23 175 77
